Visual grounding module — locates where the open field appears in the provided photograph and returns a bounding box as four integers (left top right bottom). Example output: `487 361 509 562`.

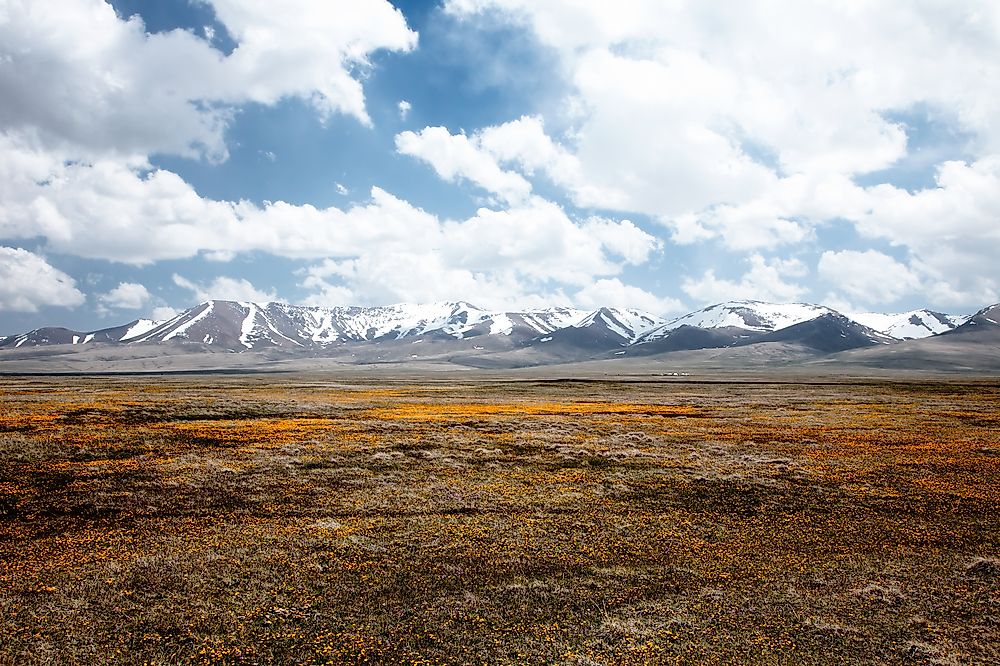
1 374 998 664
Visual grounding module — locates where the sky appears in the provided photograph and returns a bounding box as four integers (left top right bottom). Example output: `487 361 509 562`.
2 0 1000 335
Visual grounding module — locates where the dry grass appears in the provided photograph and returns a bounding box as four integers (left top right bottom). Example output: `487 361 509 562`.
0 375 998 664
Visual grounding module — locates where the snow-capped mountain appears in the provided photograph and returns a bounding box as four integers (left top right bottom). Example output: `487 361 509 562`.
0 299 978 362
106 300 590 351
753 312 897 352
847 310 965 340
0 319 158 349
636 301 835 343
946 303 1000 333
529 307 665 350
574 308 665 342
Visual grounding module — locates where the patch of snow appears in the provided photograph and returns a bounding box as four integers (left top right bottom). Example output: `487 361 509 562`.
163 301 215 341
239 302 258 349
120 319 160 341
83 333 94 343
489 313 514 335
539 336 553 342
599 312 631 340
72 335 80 344
640 301 831 342
848 309 962 339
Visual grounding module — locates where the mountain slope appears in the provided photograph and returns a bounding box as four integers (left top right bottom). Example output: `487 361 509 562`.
529 307 665 351
637 301 834 343
0 300 981 369
945 303 1000 334
847 309 965 339
111 300 592 351
752 313 895 353
0 320 154 349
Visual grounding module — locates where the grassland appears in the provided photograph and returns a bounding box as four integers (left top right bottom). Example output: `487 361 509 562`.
0 374 997 664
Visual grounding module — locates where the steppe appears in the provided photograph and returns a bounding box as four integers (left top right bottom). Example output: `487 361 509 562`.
1 372 997 664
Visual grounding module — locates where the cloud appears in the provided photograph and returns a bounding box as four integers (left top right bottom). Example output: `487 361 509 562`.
398 100 412 119
98 282 152 310
173 274 276 303
0 247 86 312
395 126 532 204
851 158 1000 307
0 0 416 160
818 250 922 306
301 253 556 310
151 306 182 322
682 254 809 305
297 195 661 308
445 1 1000 309
574 279 684 316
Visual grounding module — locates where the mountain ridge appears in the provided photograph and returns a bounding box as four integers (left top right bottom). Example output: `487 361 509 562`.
0 299 977 363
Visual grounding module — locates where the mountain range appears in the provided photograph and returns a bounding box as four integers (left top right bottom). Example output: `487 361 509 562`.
3 299 996 373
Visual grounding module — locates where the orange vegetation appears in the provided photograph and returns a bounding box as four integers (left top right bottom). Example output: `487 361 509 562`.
0 377 997 664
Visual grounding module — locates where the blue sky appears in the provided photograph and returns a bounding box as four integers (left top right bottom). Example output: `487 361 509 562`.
2 1 1000 334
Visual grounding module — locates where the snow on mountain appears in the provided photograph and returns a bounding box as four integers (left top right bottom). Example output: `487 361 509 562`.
0 299 972 357
950 303 1000 331
847 310 966 340
571 308 665 343
637 301 834 343
755 312 897 352
111 300 591 350
120 319 162 341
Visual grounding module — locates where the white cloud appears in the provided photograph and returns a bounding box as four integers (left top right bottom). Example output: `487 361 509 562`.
173 274 276 303
0 0 416 160
301 254 555 311
580 218 660 265
818 250 922 307
0 247 85 312
445 1 1000 309
298 195 661 308
98 282 151 310
395 126 532 204
682 254 809 305
151 305 182 321
574 278 684 316
851 158 1000 307
398 100 412 119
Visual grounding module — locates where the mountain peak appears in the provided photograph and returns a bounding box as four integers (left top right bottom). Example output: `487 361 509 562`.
0 299 975 357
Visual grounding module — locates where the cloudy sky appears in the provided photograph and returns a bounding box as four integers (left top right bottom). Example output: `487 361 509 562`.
2 0 999 334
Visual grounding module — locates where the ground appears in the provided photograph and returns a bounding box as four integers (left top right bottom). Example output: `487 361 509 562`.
0 374 998 664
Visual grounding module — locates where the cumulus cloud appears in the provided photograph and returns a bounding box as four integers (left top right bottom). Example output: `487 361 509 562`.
173 274 276 303
818 250 922 306
151 306 182 322
98 282 152 310
398 100 412 119
0 122 661 303
296 196 660 308
446 1 1000 308
0 247 85 312
574 279 684 316
395 126 532 204
852 158 1000 307
0 0 416 160
682 254 809 305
